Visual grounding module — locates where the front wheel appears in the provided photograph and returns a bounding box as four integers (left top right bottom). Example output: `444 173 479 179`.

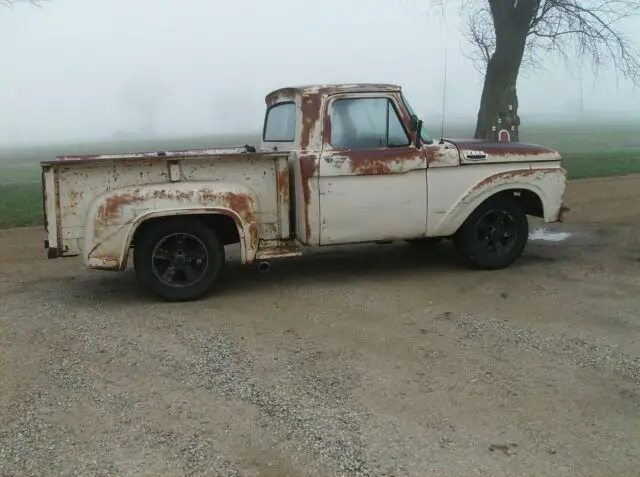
133 219 225 301
453 197 529 270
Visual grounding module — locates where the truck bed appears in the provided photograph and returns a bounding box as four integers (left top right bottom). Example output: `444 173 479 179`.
41 146 291 264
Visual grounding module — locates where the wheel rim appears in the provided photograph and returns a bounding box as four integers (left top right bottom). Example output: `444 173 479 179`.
151 233 209 288
475 209 519 257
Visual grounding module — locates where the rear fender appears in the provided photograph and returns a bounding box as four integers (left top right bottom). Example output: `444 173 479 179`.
82 182 260 270
430 168 566 237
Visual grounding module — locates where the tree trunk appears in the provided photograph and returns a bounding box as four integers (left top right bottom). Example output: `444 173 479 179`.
473 7 530 140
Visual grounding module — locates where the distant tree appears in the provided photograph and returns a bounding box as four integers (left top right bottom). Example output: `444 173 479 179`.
120 78 165 138
434 1 640 140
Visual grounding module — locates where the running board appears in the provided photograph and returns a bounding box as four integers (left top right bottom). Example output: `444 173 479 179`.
255 239 303 260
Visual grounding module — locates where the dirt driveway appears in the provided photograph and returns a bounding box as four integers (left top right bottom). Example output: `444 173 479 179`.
1 176 640 477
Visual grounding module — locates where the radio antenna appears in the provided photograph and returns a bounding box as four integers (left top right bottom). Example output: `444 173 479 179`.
439 1 448 144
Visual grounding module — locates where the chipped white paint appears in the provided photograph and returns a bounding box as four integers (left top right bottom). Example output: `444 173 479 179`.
42 152 289 269
529 228 573 242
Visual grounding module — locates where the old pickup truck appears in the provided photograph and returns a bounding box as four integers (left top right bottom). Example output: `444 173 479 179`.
41 83 567 301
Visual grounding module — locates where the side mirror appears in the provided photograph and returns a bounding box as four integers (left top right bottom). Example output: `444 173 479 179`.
409 114 419 132
416 119 423 148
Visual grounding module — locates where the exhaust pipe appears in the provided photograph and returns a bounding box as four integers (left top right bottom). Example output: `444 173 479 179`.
258 261 271 273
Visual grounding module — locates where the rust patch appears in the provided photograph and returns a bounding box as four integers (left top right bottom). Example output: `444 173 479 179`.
454 140 558 157
175 190 194 201
351 161 393 175
248 223 259 247
472 168 557 191
150 189 194 201
323 112 332 147
343 149 423 176
265 88 297 107
42 148 279 167
225 193 255 223
68 189 84 207
299 154 317 243
152 190 169 200
426 148 439 165
91 255 121 270
97 191 144 224
277 167 290 211
300 93 322 151
197 190 259 248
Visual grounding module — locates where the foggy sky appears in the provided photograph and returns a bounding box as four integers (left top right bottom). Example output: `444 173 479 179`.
2 0 640 144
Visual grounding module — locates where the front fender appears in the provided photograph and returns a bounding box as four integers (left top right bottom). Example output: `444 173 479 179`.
431 167 566 237
82 181 260 270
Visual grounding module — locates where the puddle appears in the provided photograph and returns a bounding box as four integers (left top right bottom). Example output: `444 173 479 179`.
529 228 573 242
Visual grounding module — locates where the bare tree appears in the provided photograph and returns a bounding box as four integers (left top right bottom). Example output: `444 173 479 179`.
436 1 640 140
120 77 165 138
2 0 46 7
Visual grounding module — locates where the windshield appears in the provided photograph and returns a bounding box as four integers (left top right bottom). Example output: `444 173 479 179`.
401 94 433 144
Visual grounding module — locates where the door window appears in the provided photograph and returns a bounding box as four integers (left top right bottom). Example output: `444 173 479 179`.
329 97 410 149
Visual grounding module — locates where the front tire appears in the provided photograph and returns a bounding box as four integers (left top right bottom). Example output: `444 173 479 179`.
133 219 225 301
453 196 528 270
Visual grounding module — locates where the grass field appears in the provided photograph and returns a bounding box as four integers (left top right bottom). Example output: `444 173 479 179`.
1 121 639 228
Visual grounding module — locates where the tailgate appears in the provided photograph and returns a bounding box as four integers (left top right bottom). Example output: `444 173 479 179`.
42 164 63 258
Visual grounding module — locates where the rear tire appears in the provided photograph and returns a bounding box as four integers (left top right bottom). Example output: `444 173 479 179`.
453 196 528 270
133 219 225 301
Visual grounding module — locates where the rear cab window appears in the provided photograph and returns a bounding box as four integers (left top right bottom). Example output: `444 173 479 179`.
263 102 297 142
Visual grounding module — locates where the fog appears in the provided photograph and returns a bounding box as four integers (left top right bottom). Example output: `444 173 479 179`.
2 0 640 145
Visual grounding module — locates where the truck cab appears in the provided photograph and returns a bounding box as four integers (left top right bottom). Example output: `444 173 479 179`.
260 83 565 246
41 83 567 301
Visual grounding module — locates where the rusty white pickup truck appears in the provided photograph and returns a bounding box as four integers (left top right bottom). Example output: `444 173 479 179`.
41 83 568 301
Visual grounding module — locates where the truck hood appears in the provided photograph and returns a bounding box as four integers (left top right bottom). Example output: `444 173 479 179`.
444 138 561 163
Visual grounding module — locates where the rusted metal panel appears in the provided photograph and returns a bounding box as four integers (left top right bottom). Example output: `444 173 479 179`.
46 146 254 165
322 149 425 176
275 156 291 238
83 182 264 270
452 139 562 163
427 164 567 237
263 85 412 246
265 84 401 104
300 93 323 151
425 141 461 168
298 154 319 244
44 149 288 269
254 239 302 260
314 89 428 244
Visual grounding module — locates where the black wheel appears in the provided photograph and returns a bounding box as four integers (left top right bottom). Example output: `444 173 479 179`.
453 197 528 270
133 219 225 301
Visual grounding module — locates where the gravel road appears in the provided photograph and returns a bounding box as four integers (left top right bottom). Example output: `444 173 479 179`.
1 175 640 476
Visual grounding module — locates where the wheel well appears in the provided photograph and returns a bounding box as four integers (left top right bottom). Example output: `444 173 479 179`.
131 214 241 248
492 189 544 218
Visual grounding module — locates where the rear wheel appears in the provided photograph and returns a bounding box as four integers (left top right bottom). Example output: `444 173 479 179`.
453 197 528 270
134 219 225 301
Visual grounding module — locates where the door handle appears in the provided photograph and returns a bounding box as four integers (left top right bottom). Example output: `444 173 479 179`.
464 152 488 161
325 155 347 165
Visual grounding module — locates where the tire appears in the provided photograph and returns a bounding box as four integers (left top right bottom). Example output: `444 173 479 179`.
133 219 225 301
453 196 528 270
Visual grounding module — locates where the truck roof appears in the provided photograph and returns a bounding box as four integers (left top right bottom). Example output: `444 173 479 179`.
265 83 402 101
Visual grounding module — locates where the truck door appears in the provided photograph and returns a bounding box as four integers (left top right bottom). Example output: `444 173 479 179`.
318 93 428 245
